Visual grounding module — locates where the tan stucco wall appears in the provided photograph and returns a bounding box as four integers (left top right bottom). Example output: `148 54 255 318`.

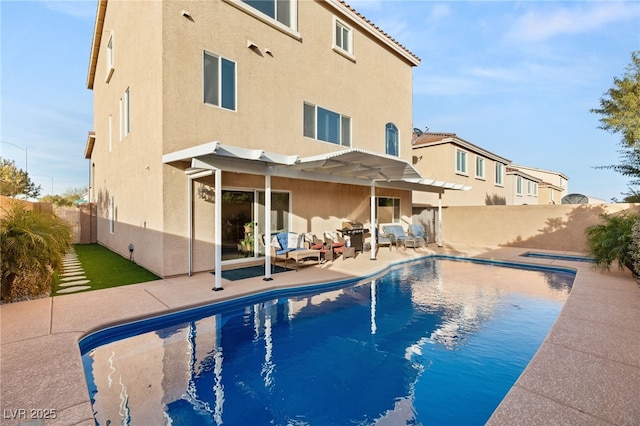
441 203 640 253
412 144 508 206
90 1 165 273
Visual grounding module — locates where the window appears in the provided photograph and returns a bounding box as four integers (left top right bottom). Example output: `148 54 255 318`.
203 51 237 111
455 149 467 174
108 114 112 152
106 33 114 82
533 182 538 196
495 163 504 186
516 176 523 195
476 156 485 179
377 197 400 223
109 196 115 234
385 123 398 156
242 0 294 29
303 102 351 146
527 181 532 195
334 18 353 54
119 87 130 139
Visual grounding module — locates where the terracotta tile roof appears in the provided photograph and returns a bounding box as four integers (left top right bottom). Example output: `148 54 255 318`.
338 0 420 63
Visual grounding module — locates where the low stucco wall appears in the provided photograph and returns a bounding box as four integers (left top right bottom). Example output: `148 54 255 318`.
441 203 640 253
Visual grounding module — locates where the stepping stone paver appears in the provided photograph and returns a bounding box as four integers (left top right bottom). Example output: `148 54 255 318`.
57 285 91 294
59 280 91 287
60 275 87 282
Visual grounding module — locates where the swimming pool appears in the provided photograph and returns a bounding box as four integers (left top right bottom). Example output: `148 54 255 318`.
80 257 574 425
521 251 594 263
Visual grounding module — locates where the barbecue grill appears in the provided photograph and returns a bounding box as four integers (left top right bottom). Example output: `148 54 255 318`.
338 221 369 252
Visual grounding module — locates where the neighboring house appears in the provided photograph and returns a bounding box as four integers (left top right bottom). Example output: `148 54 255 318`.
411 132 509 207
509 164 569 204
505 167 540 205
84 0 466 279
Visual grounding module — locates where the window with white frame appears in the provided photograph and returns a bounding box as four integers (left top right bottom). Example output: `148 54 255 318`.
204 51 236 111
303 102 351 146
476 156 485 179
385 123 398 156
106 32 114 82
527 180 532 195
109 196 115 234
516 176 523 195
334 18 353 55
377 197 401 224
456 149 468 174
120 87 130 138
533 182 538 196
495 162 504 186
242 0 295 30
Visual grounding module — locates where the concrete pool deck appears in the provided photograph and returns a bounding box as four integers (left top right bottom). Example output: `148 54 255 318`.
1 245 638 425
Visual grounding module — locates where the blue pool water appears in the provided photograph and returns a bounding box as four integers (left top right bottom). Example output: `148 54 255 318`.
81 258 574 425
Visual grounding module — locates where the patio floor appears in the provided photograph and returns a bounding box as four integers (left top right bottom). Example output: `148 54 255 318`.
1 244 638 425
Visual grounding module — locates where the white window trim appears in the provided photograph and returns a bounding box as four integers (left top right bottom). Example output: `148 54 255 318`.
495 162 504 187
105 32 115 83
475 156 485 180
333 16 355 62
222 0 300 38
108 114 112 152
455 148 468 176
516 176 523 196
123 88 130 137
303 102 351 147
109 196 115 234
203 51 237 112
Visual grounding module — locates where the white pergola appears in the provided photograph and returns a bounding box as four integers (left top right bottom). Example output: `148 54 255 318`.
163 141 470 290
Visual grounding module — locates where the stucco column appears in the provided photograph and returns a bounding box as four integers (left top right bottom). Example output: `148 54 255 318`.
437 193 443 247
213 168 223 291
370 183 376 260
264 173 272 280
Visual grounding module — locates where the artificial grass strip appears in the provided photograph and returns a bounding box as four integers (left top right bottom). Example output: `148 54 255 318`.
53 244 160 294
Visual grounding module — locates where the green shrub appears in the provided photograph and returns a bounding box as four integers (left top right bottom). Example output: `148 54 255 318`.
1 201 73 303
586 212 639 275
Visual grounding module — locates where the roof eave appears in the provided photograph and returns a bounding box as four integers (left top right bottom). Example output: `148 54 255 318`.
87 0 108 90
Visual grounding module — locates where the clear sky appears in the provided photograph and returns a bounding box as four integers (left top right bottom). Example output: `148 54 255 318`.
1 0 639 201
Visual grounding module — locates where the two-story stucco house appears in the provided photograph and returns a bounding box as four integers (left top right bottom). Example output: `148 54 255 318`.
84 0 466 282
509 164 568 204
505 167 541 205
411 132 509 207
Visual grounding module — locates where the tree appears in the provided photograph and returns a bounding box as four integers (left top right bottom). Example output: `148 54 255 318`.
40 187 88 207
591 51 640 148
0 157 41 198
0 201 73 303
586 213 638 275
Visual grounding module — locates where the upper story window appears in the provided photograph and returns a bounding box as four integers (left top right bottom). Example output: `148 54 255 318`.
475 156 485 179
516 176 523 195
106 32 114 82
527 180 532 195
455 149 467 175
119 87 130 140
304 102 351 146
334 18 353 55
533 182 538 196
495 162 504 186
242 0 295 29
385 123 398 156
204 51 236 111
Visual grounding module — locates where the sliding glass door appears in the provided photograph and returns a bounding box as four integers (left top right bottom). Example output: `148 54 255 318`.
220 189 290 261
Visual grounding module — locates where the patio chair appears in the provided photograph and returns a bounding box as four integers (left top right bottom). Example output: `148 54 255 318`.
261 232 305 269
408 224 427 248
324 231 351 259
375 227 394 251
382 225 416 249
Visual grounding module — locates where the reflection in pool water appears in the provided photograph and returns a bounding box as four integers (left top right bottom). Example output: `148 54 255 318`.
81 258 573 425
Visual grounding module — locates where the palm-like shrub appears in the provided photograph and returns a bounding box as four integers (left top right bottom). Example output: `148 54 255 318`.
1 201 73 303
586 213 639 275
